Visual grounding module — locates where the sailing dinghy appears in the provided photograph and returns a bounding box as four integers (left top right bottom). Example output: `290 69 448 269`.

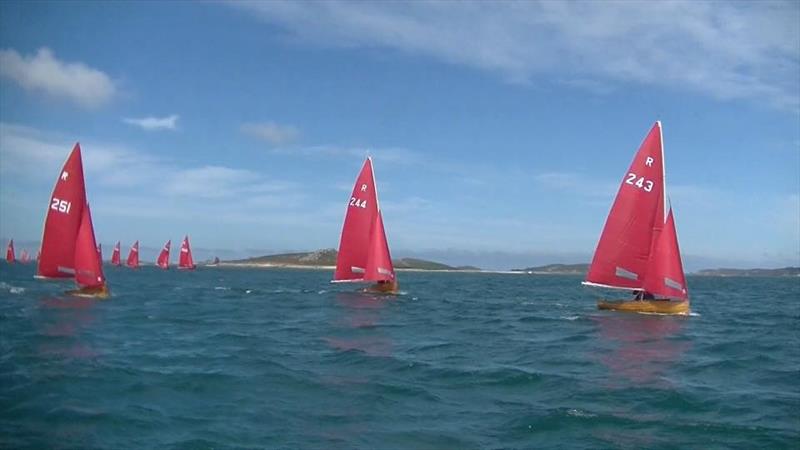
157 240 171 269
583 122 689 314
178 235 196 270
111 241 121 266
20 250 29 264
36 143 109 298
333 157 398 294
126 241 140 268
6 240 15 263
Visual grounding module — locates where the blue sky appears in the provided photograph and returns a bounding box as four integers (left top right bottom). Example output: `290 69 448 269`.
1 1 798 270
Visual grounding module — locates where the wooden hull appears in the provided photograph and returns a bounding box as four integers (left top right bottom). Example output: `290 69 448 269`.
597 299 689 315
66 284 110 299
364 280 399 294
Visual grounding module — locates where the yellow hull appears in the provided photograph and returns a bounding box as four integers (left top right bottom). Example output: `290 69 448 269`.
364 280 399 294
597 299 689 315
65 285 111 299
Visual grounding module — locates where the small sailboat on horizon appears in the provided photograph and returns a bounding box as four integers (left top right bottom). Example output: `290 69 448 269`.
178 235 196 270
6 239 15 263
333 156 398 294
36 143 109 298
157 240 171 269
111 241 121 266
127 241 140 269
583 121 689 315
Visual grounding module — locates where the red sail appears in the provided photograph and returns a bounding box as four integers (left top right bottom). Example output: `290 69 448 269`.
74 204 106 289
157 240 171 269
364 212 395 282
643 207 689 300
126 241 139 268
178 235 195 270
585 122 666 290
111 241 121 266
6 239 14 263
334 157 381 282
37 143 87 278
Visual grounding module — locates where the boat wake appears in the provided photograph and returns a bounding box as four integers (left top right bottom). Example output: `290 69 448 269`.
0 281 25 294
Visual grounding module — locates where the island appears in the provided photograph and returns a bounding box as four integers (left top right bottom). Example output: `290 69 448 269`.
221 249 481 271
511 264 589 275
692 267 800 277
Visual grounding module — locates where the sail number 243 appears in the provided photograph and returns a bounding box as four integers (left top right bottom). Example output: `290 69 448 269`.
625 173 654 192
50 198 72 214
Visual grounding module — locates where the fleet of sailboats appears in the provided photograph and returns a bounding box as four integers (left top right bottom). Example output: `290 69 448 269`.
4 123 694 314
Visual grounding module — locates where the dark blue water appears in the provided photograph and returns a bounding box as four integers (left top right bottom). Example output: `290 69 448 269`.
1 264 798 449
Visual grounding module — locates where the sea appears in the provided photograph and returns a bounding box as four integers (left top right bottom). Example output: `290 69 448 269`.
1 264 798 449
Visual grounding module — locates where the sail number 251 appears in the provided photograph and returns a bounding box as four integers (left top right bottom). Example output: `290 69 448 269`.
625 173 654 192
50 197 72 214
349 197 368 209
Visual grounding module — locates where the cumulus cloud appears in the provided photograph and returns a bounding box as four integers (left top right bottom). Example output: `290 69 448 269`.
0 47 116 108
241 121 299 145
232 0 800 111
123 115 179 131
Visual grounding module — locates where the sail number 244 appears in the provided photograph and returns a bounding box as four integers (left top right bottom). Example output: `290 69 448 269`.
625 173 654 192
349 197 368 209
51 198 72 214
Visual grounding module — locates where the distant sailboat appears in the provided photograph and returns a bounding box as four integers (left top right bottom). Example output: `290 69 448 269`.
20 250 29 264
36 143 109 298
127 241 140 269
206 256 220 267
97 243 102 261
6 239 15 263
111 241 121 266
583 122 689 314
333 156 397 293
157 240 171 269
178 235 196 270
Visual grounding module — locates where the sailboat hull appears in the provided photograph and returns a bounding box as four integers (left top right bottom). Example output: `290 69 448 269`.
65 284 110 299
597 299 689 315
364 280 399 294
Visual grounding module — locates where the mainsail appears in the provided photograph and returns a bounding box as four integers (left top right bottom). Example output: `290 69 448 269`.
37 143 87 278
585 122 666 290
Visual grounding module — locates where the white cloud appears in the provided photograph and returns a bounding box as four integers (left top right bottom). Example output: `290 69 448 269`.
123 115 179 131
232 0 800 111
241 121 299 145
0 47 115 108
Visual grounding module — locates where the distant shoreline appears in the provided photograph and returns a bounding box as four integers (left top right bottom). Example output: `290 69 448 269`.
217 262 522 275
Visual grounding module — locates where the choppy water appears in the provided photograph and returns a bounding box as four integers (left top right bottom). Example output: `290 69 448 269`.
1 263 798 449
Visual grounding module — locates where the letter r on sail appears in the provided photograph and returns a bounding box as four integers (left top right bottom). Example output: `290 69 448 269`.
61 171 69 181
361 184 367 192
645 157 654 167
